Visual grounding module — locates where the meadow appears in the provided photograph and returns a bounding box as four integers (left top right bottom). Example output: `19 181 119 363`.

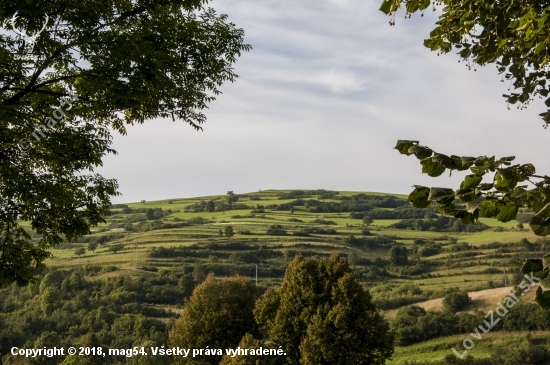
2 189 548 364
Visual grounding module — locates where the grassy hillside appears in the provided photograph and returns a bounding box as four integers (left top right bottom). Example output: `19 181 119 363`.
2 189 549 364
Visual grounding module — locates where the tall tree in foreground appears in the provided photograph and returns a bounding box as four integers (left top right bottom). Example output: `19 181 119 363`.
253 254 394 365
169 274 259 365
0 0 250 287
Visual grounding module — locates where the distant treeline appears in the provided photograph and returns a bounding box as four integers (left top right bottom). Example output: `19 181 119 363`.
390 217 489 232
392 301 550 347
277 189 339 199
267 194 408 213
184 200 250 212
342 234 396 248
349 206 439 220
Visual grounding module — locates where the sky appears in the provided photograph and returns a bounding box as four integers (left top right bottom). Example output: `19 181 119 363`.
100 0 548 204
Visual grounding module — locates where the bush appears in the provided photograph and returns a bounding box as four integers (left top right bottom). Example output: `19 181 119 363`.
287 218 303 222
442 291 470 312
311 217 337 225
74 247 86 257
418 245 441 257
108 244 125 254
266 225 286 236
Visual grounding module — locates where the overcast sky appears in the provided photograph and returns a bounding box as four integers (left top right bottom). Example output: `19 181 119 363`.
100 0 548 204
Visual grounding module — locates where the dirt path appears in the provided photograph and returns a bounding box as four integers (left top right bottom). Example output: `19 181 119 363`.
383 286 537 320
418 286 515 312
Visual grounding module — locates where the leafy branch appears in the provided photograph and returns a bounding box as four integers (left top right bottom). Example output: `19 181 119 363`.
396 139 550 307
380 0 550 126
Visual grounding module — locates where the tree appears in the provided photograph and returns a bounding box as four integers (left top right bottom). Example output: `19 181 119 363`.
193 263 206 284
146 209 155 220
218 229 224 237
108 243 124 254
169 275 258 365
266 224 286 236
379 0 550 126
226 191 239 207
442 291 471 313
348 252 358 267
74 247 86 258
362 215 374 226
219 333 280 365
206 200 216 212
0 1 251 287
388 245 408 266
224 225 235 239
253 254 394 365
87 241 98 254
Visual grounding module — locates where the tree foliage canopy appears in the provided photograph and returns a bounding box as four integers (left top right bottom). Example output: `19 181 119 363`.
380 0 550 126
0 0 250 287
169 274 259 365
253 254 394 365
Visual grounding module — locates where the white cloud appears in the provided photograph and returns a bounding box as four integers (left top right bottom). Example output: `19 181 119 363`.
316 68 364 93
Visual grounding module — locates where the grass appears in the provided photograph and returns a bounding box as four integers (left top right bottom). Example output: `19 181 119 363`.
18 188 550 365
387 331 549 364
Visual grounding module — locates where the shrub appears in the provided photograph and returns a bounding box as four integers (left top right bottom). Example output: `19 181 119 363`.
266 225 286 236
442 291 470 312
108 244 125 254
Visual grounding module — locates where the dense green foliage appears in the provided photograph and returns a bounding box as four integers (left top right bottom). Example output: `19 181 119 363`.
0 189 542 363
389 245 409 266
390 217 489 232
253 255 394 365
0 266 186 364
442 291 471 312
169 275 258 365
0 0 251 287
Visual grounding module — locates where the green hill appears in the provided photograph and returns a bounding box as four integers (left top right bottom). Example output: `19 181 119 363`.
2 189 548 364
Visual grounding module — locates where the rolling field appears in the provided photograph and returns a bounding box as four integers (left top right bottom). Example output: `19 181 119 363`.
26 189 549 364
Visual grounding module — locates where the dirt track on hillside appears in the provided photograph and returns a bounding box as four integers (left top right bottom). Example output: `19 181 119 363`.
384 285 538 320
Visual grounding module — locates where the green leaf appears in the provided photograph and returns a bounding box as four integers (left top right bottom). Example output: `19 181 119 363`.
394 140 419 155
535 287 550 309
479 201 499 218
455 209 479 224
428 187 455 204
521 259 544 275
477 183 494 191
461 174 483 189
379 0 395 14
496 203 518 222
543 253 550 271
419 0 430 11
535 42 546 54
530 215 550 236
535 202 550 218
421 158 446 177
539 274 550 291
409 145 433 160
465 196 485 213
408 186 431 208
455 188 477 202
494 170 518 191
406 1 419 13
